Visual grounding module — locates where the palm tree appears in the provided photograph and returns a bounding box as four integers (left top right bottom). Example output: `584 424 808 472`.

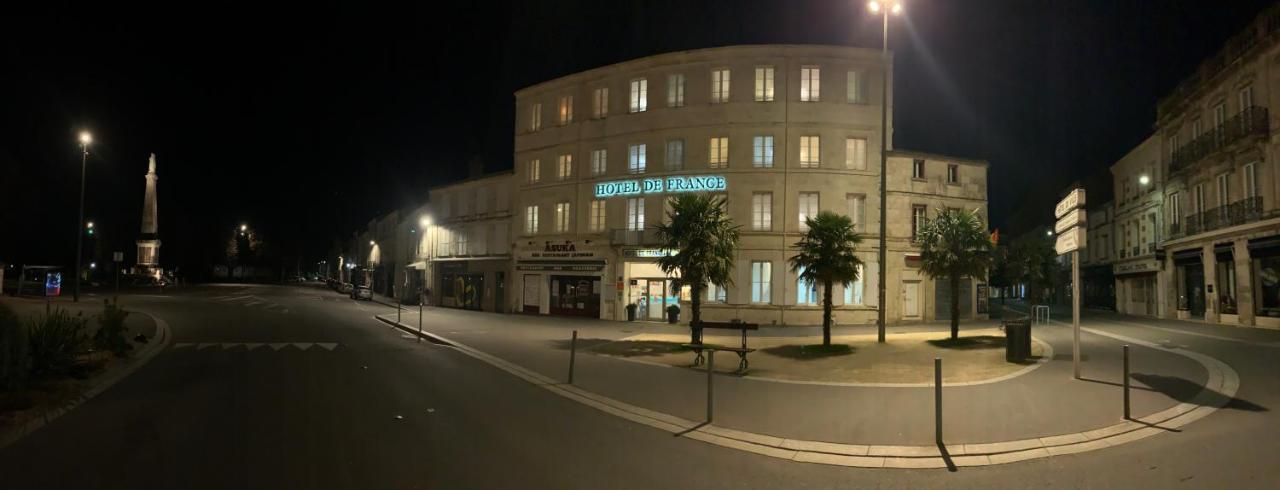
917 208 994 340
655 194 740 345
789 211 863 347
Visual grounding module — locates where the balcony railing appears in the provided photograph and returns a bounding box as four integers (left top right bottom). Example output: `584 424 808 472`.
1180 196 1264 236
1170 107 1269 173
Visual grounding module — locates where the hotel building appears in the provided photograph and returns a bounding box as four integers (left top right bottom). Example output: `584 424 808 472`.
509 45 990 325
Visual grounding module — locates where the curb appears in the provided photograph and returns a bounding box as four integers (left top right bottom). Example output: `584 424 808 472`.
0 308 172 450
374 314 1237 469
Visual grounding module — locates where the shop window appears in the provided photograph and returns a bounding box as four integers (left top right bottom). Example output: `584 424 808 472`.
1254 252 1280 318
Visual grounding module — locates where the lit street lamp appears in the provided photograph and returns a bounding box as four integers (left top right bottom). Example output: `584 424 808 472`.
869 0 902 343
1139 175 1150 186
74 131 92 302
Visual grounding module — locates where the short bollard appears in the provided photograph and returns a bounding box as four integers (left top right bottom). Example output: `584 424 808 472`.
568 330 578 385
934 357 943 444
706 350 716 424
1123 344 1130 420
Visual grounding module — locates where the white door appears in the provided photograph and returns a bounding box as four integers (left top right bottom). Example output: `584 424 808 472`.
902 281 921 319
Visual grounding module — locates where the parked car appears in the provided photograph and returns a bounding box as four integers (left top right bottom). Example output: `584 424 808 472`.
351 285 372 300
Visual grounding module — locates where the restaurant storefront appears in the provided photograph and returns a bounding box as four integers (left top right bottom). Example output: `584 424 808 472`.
514 242 608 318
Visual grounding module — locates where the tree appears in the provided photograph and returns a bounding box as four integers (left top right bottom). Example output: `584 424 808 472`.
917 208 994 340
788 211 863 347
655 194 740 345
1004 233 1058 306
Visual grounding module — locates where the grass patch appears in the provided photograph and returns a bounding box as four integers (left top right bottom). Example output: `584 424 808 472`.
761 344 855 360
926 335 1005 350
590 340 701 358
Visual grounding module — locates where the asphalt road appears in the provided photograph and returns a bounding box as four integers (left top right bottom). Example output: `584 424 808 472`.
1 284 1277 489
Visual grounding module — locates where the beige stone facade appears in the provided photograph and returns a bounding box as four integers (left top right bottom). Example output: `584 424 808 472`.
1154 4 1280 328
1110 134 1164 317
419 173 515 312
509 45 989 326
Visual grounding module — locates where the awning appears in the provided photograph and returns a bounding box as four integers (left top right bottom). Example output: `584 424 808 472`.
406 261 427 270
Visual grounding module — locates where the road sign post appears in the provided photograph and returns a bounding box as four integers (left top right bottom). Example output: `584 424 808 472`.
1054 189 1086 380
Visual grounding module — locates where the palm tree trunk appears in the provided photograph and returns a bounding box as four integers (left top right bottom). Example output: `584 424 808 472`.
822 280 833 346
690 284 703 345
950 273 961 340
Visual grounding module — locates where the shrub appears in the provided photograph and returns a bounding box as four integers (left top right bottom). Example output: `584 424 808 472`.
94 300 133 357
27 308 88 377
0 303 30 391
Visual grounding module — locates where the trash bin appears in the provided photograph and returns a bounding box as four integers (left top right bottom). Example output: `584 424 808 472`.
1004 319 1032 362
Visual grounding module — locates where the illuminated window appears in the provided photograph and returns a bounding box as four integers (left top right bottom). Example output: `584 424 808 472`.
796 267 818 305
525 205 539 235
630 78 647 113
751 261 772 304
709 137 728 168
800 66 820 102
846 194 865 230
845 137 866 170
800 136 820 168
706 282 726 303
752 192 772 231
754 66 774 102
591 149 607 176
627 197 645 231
529 103 542 131
798 192 819 230
557 154 572 180
527 159 541 183
629 144 646 174
667 73 685 107
555 202 571 233
843 264 864 305
590 200 607 232
711 68 730 103
593 87 608 119
558 95 573 125
752 136 773 168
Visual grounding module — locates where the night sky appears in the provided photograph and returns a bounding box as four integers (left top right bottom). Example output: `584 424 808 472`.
1 1 1273 277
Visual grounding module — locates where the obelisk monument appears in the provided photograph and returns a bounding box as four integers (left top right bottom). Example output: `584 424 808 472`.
135 153 162 278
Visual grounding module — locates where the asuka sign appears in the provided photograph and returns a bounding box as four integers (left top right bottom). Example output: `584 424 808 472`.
594 175 727 198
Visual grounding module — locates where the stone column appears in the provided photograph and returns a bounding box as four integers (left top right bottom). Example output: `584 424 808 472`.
1203 244 1219 324
1235 239 1255 326
1160 250 1178 319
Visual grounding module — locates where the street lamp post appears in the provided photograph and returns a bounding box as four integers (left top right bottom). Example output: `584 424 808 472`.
74 131 91 302
869 1 901 342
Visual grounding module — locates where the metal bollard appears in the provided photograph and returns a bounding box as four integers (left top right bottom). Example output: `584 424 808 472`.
568 330 578 384
935 357 943 444
707 350 716 424
1123 345 1130 420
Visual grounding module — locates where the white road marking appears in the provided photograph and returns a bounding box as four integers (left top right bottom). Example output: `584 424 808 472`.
292 342 312 350
268 343 288 351
315 343 338 351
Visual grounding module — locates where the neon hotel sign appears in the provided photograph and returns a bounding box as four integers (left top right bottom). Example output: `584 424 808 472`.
594 175 727 198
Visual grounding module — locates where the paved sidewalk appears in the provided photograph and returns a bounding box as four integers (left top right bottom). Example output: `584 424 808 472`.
376 306 1210 448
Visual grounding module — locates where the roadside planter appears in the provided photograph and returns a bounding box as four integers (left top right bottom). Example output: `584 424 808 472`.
1003 318 1032 362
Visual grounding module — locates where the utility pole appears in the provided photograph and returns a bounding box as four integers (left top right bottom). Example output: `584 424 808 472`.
73 132 91 302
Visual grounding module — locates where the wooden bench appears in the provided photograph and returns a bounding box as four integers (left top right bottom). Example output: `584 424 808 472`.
682 321 759 373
